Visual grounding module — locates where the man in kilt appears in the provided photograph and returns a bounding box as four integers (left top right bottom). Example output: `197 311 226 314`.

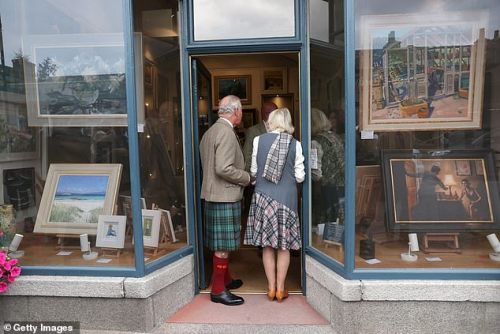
200 95 251 305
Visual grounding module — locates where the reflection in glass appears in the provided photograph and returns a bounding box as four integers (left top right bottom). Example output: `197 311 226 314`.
134 0 187 263
0 0 134 267
309 0 345 265
355 0 500 269
193 0 295 41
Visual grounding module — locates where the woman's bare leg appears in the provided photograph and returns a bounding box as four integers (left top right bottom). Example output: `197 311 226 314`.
276 249 290 291
262 246 276 291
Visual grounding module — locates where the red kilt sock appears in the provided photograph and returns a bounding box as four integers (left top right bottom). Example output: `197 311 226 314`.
224 261 233 285
211 255 228 294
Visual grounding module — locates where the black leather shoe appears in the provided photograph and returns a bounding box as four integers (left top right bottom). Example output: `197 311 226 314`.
210 289 244 306
225 279 243 290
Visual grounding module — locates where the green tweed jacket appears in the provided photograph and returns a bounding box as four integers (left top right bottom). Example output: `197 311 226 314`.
242 122 267 172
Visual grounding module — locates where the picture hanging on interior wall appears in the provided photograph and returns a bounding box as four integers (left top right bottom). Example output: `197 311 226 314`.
34 164 122 235
381 149 500 232
359 12 487 131
214 75 252 105
22 33 144 127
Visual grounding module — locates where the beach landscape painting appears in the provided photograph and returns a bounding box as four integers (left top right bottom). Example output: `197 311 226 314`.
35 164 122 235
49 175 109 225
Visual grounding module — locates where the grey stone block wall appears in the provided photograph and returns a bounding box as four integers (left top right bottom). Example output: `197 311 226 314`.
306 256 500 334
0 256 195 332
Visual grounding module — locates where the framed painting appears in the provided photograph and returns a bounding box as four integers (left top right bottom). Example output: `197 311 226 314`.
141 209 161 248
158 208 178 244
381 149 500 232
242 109 256 129
95 215 126 249
262 67 287 94
34 164 122 235
0 93 38 161
22 33 144 127
359 12 487 131
214 75 252 105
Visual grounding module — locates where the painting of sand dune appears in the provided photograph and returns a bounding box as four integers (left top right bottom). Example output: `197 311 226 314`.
49 175 109 225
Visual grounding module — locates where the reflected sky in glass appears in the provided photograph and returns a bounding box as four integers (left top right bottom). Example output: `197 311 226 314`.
193 0 295 41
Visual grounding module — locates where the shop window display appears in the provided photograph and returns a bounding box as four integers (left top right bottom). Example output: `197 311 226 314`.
355 0 500 269
0 0 187 268
309 0 346 264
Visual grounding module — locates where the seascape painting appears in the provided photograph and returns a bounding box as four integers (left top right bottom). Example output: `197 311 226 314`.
49 175 110 225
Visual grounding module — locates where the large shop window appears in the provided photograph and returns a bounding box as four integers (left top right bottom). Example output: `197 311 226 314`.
133 0 187 264
355 0 500 269
192 0 295 41
0 0 135 267
309 0 346 265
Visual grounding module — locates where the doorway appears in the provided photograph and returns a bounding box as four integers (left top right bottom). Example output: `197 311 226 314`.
190 52 302 294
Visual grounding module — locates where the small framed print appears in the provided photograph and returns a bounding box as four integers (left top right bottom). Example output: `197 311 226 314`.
96 215 126 249
455 160 472 176
141 209 161 248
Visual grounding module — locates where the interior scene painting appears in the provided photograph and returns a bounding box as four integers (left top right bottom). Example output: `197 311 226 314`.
389 158 494 225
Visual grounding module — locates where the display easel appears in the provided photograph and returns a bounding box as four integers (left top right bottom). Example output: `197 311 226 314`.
55 234 81 250
324 239 343 252
100 247 121 258
423 233 461 254
144 246 158 256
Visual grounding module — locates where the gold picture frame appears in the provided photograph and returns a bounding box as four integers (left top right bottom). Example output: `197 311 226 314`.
34 163 122 235
214 75 252 105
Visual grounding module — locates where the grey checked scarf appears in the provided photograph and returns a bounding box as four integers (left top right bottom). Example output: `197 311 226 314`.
262 133 292 184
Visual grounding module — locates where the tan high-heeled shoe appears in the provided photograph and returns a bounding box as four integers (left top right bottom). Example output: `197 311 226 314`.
267 288 276 301
276 289 289 303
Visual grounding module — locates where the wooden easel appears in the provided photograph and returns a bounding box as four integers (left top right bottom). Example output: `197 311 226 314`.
423 233 461 254
324 239 343 252
144 246 158 256
100 247 121 258
55 234 81 250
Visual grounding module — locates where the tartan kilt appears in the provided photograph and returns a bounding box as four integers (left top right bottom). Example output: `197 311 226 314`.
244 191 301 250
204 201 241 251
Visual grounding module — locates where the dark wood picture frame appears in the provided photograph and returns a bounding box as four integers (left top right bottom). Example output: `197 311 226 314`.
214 75 252 105
381 149 500 232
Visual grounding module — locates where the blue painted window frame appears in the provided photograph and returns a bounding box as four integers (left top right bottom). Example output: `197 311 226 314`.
21 0 500 280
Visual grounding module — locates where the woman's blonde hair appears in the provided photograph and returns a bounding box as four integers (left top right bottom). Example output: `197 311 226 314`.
311 108 331 137
267 108 295 134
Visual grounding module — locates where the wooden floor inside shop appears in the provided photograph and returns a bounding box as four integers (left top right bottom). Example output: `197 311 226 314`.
12 231 188 267
200 246 302 294
312 232 500 269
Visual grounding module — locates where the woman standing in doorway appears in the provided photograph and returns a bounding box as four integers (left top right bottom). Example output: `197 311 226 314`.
244 108 305 303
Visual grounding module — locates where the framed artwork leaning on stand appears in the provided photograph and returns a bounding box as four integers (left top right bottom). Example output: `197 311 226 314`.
381 149 500 232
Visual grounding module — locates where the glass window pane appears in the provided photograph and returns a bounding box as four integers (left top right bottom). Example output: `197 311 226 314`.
133 0 187 264
309 0 345 265
193 0 295 41
0 0 134 267
355 0 500 269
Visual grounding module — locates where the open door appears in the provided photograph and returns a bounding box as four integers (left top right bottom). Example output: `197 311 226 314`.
191 57 212 290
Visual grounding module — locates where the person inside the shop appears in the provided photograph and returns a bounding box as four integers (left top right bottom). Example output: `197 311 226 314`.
310 108 345 225
244 108 305 303
199 95 251 306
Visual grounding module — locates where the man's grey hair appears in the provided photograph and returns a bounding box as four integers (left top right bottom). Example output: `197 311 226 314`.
218 95 242 116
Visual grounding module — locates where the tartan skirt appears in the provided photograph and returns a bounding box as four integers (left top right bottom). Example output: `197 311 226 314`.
244 191 301 250
204 201 241 251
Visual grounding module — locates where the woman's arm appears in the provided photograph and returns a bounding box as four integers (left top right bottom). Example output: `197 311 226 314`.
295 141 305 183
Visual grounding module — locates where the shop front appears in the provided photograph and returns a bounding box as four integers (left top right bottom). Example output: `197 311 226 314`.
0 0 498 333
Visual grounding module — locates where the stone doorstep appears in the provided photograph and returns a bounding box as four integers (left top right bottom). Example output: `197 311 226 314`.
157 324 337 334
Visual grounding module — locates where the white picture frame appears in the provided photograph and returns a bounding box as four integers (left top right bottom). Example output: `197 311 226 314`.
34 163 122 235
22 33 144 127
159 208 178 243
96 215 126 249
141 209 161 248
